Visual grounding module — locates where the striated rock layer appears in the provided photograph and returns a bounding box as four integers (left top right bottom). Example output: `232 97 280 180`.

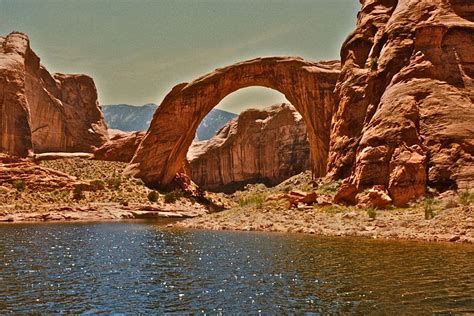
0 32 108 157
126 57 340 189
187 103 310 192
328 0 474 206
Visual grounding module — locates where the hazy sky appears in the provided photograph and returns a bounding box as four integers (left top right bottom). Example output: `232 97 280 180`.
0 0 360 113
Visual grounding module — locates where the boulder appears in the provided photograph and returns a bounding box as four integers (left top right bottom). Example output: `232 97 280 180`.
356 185 393 209
334 181 358 205
267 190 318 207
94 131 145 162
388 145 427 206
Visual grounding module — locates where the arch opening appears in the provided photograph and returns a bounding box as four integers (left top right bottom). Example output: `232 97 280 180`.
215 86 290 114
186 87 311 193
124 57 340 189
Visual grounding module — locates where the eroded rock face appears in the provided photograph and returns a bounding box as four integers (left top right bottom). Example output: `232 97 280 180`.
187 104 310 192
94 131 145 163
126 57 340 189
328 0 474 206
0 32 108 156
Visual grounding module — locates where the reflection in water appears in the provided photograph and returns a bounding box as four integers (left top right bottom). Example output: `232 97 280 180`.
0 222 473 313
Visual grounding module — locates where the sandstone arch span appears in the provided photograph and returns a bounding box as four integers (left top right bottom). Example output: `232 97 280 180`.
125 57 340 189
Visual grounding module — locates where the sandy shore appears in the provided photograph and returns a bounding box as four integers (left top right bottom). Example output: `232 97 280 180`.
176 203 474 243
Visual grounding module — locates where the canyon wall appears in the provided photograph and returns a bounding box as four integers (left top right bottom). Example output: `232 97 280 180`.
328 0 474 205
0 32 108 156
187 103 310 192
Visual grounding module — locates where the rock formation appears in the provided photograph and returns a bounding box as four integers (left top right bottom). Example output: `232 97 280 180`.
187 103 310 192
125 57 340 189
0 154 77 191
94 131 145 163
328 0 474 206
0 32 108 157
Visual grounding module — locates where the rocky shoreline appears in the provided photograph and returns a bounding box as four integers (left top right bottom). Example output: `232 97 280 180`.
1 156 472 244
0 156 213 223
176 204 474 244
3 199 471 245
0 201 208 223
174 173 474 244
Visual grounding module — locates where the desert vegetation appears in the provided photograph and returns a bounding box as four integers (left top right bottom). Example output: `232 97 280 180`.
178 171 473 243
0 158 197 220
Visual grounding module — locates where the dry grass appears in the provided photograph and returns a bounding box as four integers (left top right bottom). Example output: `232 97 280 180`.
0 159 155 210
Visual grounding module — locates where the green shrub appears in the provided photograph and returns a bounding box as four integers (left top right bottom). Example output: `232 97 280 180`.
424 197 436 220
316 180 342 195
12 180 26 192
443 198 458 209
164 190 183 203
459 190 474 206
90 179 105 191
367 207 377 219
107 176 122 190
238 193 266 209
320 204 347 214
72 186 84 200
147 190 159 203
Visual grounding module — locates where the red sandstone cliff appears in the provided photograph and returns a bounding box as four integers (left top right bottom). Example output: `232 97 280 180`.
187 103 310 192
328 0 474 206
0 32 108 157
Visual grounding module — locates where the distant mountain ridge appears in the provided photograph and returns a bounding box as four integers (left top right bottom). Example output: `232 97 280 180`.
101 104 237 141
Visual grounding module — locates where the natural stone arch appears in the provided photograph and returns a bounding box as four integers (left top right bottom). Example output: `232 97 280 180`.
125 57 340 189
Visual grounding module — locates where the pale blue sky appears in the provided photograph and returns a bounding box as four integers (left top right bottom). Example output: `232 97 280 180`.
0 0 360 113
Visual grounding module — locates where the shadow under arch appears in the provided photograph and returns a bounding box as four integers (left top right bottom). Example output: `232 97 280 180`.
125 57 340 189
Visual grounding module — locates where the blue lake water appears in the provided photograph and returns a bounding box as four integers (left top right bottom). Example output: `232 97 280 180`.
0 221 473 314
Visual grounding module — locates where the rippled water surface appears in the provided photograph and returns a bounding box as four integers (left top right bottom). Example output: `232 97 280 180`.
1 222 473 314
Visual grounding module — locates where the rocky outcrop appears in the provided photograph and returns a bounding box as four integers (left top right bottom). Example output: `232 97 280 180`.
328 0 474 206
0 32 108 157
0 154 77 191
187 104 310 192
126 57 340 189
94 131 145 162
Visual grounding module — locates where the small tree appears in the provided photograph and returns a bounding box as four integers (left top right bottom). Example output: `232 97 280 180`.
367 207 377 219
73 186 84 200
107 177 122 190
12 180 26 192
164 190 183 203
424 197 436 220
147 190 159 203
459 190 474 206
